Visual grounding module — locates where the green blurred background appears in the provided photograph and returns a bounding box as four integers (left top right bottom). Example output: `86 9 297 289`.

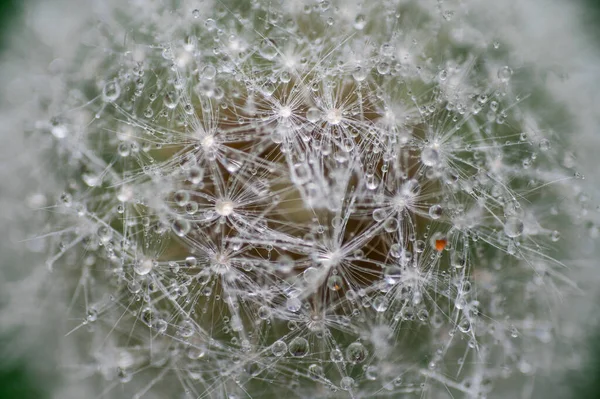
0 0 599 398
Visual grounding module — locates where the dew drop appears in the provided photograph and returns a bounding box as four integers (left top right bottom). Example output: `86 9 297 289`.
340 376 355 391
352 66 368 82
306 107 321 123
428 204 443 219
288 337 309 357
345 342 368 364
330 348 344 362
271 340 287 356
327 275 343 291
259 39 278 60
498 66 513 83
504 217 524 238
102 80 120 102
134 258 154 276
354 14 366 30
172 219 191 237
421 146 440 167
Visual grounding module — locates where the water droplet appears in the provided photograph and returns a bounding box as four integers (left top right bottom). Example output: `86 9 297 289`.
174 190 190 206
384 265 402 284
86 308 98 322
308 364 324 379
200 65 217 80
306 107 321 123
327 275 343 291
345 342 368 364
178 320 195 337
383 217 399 232
286 297 302 312
288 337 309 357
372 208 388 222
259 39 278 60
271 340 287 356
372 296 389 312
354 14 366 30
377 62 390 75
330 348 343 362
258 306 271 320
172 219 191 237
340 376 355 391
134 258 154 275
498 66 513 83
352 66 368 82
539 139 551 151
102 80 120 102
421 146 440 167
504 217 524 238
428 204 443 219
192 9 200 18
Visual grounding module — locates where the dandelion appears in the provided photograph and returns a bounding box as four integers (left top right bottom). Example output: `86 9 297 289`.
1 0 600 398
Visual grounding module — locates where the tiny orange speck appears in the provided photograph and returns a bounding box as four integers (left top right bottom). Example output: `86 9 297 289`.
435 239 447 251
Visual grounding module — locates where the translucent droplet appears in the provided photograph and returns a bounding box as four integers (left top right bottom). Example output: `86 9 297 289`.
383 217 399 232
303 267 320 284
428 204 443 219
389 244 402 259
174 190 190 206
258 306 271 320
286 297 302 312
308 364 324 379
97 225 112 243
372 208 387 222
271 340 287 356
86 308 98 322
134 258 154 276
102 80 120 102
421 147 440 167
345 342 368 364
354 14 366 30
306 107 321 123
288 337 309 357
504 217 524 238
372 296 389 312
340 376 355 391
178 320 195 337
498 66 513 83
192 9 200 18
365 365 379 380
550 230 560 242
118 142 130 157
539 139 551 151
200 65 217 80
172 219 191 237
377 62 390 75
259 39 278 60
188 166 204 184
384 265 402 284
327 275 343 291
330 348 343 362
352 66 368 82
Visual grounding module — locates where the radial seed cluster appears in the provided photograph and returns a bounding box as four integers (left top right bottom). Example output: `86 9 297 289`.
19 0 592 398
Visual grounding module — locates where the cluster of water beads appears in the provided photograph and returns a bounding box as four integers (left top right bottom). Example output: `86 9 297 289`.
35 1 586 398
